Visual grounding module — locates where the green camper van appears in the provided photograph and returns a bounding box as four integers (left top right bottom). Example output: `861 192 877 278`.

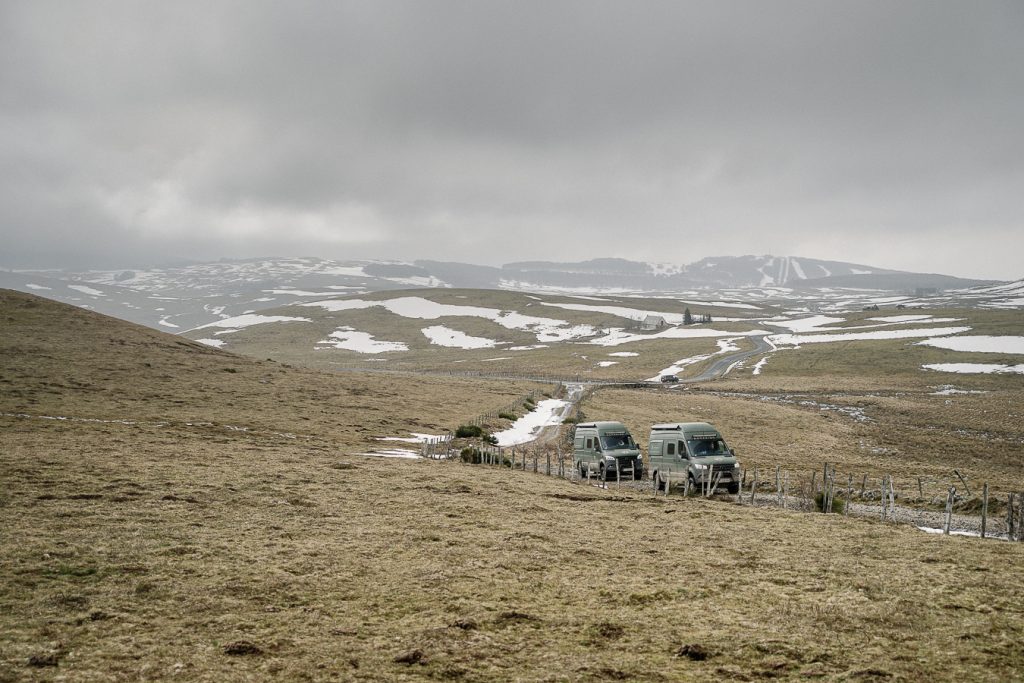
573 421 643 481
647 422 740 493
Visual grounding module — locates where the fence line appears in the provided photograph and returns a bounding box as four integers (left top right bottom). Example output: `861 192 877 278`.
448 448 1024 541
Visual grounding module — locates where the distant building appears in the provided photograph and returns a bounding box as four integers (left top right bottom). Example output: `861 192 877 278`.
641 315 667 330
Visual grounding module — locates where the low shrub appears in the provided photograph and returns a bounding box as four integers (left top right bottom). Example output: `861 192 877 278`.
814 492 847 514
460 447 482 464
498 412 517 421
455 424 484 438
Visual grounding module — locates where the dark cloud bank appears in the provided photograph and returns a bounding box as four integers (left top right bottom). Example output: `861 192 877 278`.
1 1 1022 279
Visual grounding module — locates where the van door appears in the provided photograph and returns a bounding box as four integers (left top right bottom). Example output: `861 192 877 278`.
648 439 663 481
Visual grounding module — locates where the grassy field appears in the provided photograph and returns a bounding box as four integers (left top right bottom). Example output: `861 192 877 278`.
189 288 770 380
3 288 1024 681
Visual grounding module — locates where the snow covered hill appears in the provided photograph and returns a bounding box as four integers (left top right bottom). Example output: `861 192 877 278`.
0 255 1011 333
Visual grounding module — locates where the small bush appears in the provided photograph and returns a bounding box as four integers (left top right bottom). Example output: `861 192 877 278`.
484 433 498 445
455 425 484 438
814 492 847 514
498 412 517 421
460 447 482 464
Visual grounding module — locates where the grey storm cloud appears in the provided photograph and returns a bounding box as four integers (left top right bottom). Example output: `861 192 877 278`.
1 1 1022 278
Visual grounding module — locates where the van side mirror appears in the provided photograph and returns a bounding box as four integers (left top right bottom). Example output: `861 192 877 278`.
730 448 736 456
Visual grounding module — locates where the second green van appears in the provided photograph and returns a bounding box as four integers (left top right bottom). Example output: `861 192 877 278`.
647 422 740 493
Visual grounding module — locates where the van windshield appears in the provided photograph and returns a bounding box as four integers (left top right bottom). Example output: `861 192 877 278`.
687 436 729 456
600 434 636 451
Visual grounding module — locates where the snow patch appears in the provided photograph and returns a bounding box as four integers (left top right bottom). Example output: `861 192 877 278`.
922 363 1024 375
195 338 225 348
771 326 971 347
303 296 598 343
317 327 409 353
194 314 313 331
916 335 1024 355
68 285 105 296
25 283 51 291
493 398 569 446
421 325 498 349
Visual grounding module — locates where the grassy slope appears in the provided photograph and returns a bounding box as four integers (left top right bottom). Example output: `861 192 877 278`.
188 288 769 380
3 289 1024 681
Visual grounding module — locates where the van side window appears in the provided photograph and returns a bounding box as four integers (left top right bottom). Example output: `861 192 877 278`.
649 441 662 456
574 437 584 449
678 441 688 456
666 442 675 456
585 437 593 449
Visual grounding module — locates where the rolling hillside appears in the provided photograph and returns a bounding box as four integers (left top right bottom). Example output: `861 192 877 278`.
3 291 1024 680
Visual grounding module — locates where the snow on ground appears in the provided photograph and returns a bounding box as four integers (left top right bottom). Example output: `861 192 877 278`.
752 356 770 375
590 326 769 347
25 283 51 290
266 290 346 296
193 314 313 332
493 398 569 447
923 363 1024 375
771 315 846 333
195 338 225 348
770 326 971 347
680 300 761 310
376 433 443 443
316 327 409 353
608 351 638 357
597 361 618 367
302 296 598 343
771 315 963 335
509 344 549 351
646 338 742 381
158 317 180 328
982 297 1024 308
916 335 1024 355
68 285 105 296
931 385 987 395
540 301 690 325
353 449 421 459
868 315 935 323
421 325 499 349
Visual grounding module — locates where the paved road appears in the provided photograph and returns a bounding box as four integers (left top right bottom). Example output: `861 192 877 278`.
681 335 773 383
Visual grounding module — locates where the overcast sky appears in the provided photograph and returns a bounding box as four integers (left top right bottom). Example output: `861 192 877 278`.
2 1 1022 279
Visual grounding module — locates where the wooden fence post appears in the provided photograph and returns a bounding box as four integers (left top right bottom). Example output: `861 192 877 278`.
776 466 782 507
860 474 867 498
981 483 988 539
944 486 956 535
1010 493 1017 541
845 474 853 516
737 470 745 504
749 469 757 505
954 470 972 497
884 475 892 518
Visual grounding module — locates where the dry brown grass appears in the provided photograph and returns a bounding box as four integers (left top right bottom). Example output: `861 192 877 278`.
3 424 1024 681
3 289 1024 681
